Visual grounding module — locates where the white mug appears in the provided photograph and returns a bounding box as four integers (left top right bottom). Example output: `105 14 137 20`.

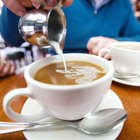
3 53 114 122
99 42 140 78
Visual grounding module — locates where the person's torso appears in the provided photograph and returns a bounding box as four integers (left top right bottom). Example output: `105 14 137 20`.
62 0 132 53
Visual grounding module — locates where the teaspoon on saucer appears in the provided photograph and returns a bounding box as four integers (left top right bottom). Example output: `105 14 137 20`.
114 71 140 79
0 108 127 135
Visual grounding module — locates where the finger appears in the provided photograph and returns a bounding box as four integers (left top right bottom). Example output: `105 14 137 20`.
46 0 59 6
103 53 111 60
93 41 107 54
87 37 98 50
0 67 8 77
44 0 72 7
98 49 107 57
9 64 15 75
18 0 33 7
97 43 112 58
88 50 93 54
0 63 11 77
2 0 26 16
0 60 6 70
43 0 61 10
31 0 57 10
63 0 73 6
0 62 15 77
31 0 45 9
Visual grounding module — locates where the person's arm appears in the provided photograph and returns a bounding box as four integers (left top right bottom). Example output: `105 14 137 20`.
0 6 24 46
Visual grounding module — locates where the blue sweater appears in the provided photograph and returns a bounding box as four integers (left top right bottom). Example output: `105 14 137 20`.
1 0 140 53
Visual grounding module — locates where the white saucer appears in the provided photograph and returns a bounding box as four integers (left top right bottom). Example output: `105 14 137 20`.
21 89 124 140
113 77 140 87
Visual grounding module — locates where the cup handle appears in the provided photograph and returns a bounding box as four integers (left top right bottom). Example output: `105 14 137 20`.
98 48 111 57
3 88 47 122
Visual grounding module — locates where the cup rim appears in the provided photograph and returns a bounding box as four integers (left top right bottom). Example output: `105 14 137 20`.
24 53 114 90
111 41 140 52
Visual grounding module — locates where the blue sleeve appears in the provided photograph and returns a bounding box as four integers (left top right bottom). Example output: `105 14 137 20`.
115 0 140 42
0 6 24 46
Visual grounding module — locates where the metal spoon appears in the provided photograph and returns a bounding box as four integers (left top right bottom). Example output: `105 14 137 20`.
114 71 140 79
0 108 127 135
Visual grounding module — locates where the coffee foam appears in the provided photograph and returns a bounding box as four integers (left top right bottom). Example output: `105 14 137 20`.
56 66 104 84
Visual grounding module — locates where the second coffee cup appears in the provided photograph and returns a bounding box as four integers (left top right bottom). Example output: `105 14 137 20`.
99 41 140 80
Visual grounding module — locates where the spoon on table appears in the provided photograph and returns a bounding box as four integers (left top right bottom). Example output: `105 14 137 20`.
0 108 127 135
114 71 140 79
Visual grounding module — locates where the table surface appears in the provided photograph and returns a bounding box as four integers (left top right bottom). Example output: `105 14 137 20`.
0 74 140 140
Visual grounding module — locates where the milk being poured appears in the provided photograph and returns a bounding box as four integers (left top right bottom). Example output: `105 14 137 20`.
50 41 68 72
50 41 82 75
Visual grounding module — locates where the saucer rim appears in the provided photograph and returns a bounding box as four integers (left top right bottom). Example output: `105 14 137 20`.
21 89 124 140
113 77 140 87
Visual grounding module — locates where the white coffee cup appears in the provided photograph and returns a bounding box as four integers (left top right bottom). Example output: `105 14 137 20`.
99 42 140 79
3 53 114 122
